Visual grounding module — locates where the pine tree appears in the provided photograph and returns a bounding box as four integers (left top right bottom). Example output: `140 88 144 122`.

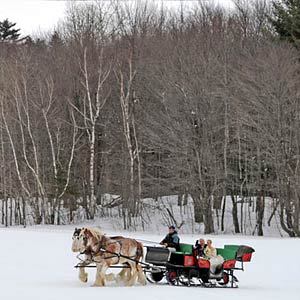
0 19 21 42
271 0 300 47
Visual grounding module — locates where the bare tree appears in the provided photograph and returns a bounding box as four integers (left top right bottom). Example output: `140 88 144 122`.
69 46 111 219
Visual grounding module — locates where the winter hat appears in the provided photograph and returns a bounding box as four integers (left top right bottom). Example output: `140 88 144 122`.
169 225 175 230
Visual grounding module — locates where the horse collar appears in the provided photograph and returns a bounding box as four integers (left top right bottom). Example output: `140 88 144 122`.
91 234 106 255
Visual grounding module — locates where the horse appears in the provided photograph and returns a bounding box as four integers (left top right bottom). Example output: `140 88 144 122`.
72 228 128 283
72 228 146 286
74 227 146 287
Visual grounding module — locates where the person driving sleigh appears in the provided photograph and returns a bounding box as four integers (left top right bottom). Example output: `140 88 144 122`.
160 225 180 251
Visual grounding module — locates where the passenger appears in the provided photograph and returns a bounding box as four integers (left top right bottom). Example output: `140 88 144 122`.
159 225 180 251
204 239 217 258
204 239 224 274
194 238 207 257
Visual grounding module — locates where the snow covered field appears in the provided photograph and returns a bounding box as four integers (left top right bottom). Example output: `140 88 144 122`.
1 227 300 300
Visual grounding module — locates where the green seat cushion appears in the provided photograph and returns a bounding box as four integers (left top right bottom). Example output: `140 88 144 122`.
224 245 240 252
178 243 193 254
216 248 236 260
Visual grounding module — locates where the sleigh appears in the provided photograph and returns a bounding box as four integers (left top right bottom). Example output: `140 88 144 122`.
144 243 255 287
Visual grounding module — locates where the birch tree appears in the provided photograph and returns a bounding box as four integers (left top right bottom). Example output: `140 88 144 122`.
69 47 111 219
115 54 140 224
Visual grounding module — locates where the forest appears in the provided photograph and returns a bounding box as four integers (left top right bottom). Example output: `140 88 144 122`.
0 0 299 237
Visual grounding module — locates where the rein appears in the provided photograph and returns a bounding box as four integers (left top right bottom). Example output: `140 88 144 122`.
136 238 161 245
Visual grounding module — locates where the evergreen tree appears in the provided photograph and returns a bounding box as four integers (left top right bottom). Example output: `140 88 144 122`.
271 0 300 46
0 19 21 42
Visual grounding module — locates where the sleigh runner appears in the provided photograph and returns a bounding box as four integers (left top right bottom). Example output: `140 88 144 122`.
72 228 254 288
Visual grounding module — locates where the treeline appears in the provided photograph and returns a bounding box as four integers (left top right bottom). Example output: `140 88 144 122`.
0 0 300 236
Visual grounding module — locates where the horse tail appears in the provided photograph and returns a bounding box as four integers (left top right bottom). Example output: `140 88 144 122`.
136 241 144 264
135 241 146 284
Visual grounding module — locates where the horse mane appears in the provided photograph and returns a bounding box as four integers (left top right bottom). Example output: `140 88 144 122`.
84 227 103 241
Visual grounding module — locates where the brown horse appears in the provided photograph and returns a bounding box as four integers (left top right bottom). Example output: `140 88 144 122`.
72 228 110 283
72 228 146 286
72 228 124 283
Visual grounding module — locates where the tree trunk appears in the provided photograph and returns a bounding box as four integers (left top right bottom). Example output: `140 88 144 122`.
204 197 214 234
221 196 226 232
129 150 135 216
178 193 183 206
256 191 265 236
1 124 7 226
10 198 13 226
231 194 240 233
132 111 141 216
292 198 300 236
5 198 8 227
89 127 96 220
240 198 244 233
192 193 204 223
1 200 4 225
34 194 42 225
22 197 26 227
279 203 296 237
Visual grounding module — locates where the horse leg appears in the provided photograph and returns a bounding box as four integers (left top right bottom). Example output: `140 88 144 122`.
99 263 110 286
78 258 91 283
125 262 137 286
79 265 88 283
116 268 126 283
136 264 146 285
92 262 106 287
116 264 130 283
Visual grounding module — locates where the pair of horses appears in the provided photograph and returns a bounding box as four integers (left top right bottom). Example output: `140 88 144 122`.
71 227 146 287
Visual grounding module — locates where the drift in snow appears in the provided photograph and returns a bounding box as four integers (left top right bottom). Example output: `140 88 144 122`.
72 227 255 288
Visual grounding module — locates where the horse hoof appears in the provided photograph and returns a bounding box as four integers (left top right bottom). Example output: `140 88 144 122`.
91 283 104 287
138 274 147 286
105 273 115 281
79 274 88 283
140 280 147 286
116 275 125 284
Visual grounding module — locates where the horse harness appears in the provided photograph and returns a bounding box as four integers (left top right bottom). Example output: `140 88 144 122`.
79 234 123 264
83 233 141 265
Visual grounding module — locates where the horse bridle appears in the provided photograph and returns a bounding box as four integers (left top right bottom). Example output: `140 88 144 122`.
72 228 82 239
72 228 90 255
72 228 85 245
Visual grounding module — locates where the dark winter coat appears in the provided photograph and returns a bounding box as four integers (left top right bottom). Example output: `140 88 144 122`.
161 231 180 250
194 240 207 257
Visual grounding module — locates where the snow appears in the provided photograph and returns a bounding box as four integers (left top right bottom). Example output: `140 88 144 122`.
1 226 300 300
74 195 287 237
